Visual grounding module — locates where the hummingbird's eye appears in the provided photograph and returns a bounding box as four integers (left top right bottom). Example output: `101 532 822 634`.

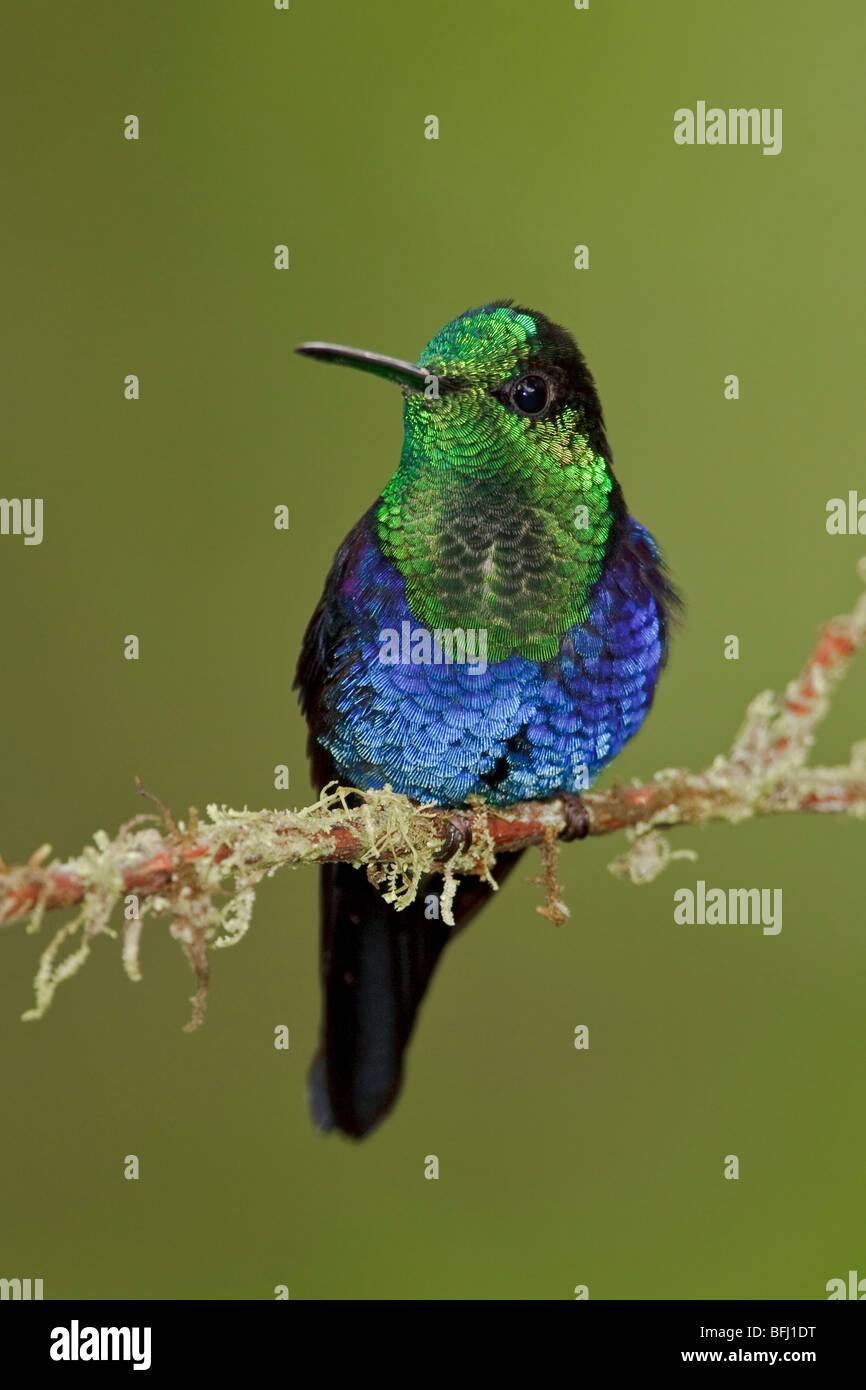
511 374 550 416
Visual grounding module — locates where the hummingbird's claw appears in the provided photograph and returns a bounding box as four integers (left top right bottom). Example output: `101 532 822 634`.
559 793 591 842
439 811 474 860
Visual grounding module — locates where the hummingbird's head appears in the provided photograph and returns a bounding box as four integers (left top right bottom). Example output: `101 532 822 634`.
413 300 612 464
296 304 624 662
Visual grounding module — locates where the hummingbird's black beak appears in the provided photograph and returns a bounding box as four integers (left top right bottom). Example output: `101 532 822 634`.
295 341 433 392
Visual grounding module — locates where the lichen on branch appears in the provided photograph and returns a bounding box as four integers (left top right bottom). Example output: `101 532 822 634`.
2 562 866 1031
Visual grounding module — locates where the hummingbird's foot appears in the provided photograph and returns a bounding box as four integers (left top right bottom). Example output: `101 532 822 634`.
559 792 591 842
439 811 473 860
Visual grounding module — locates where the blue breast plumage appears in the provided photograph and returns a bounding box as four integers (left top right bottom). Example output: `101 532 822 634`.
299 507 672 807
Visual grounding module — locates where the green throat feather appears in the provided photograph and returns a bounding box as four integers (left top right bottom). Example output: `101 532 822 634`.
376 304 621 663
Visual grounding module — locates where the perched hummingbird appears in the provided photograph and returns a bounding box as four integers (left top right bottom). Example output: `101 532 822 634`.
295 302 678 1139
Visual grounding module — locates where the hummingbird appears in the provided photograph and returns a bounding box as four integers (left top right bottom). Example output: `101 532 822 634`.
295 302 678 1139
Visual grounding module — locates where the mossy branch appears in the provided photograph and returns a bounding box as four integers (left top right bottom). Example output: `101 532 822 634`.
3 562 866 1030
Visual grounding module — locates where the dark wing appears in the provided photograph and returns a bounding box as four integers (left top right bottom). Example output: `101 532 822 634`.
294 506 380 788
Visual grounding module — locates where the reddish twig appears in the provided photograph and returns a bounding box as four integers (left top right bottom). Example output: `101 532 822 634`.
1 563 864 1026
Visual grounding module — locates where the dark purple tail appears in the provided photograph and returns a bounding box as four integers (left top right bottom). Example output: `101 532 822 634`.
309 854 522 1139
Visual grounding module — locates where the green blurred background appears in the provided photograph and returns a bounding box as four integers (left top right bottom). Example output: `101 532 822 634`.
1 1 864 1300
